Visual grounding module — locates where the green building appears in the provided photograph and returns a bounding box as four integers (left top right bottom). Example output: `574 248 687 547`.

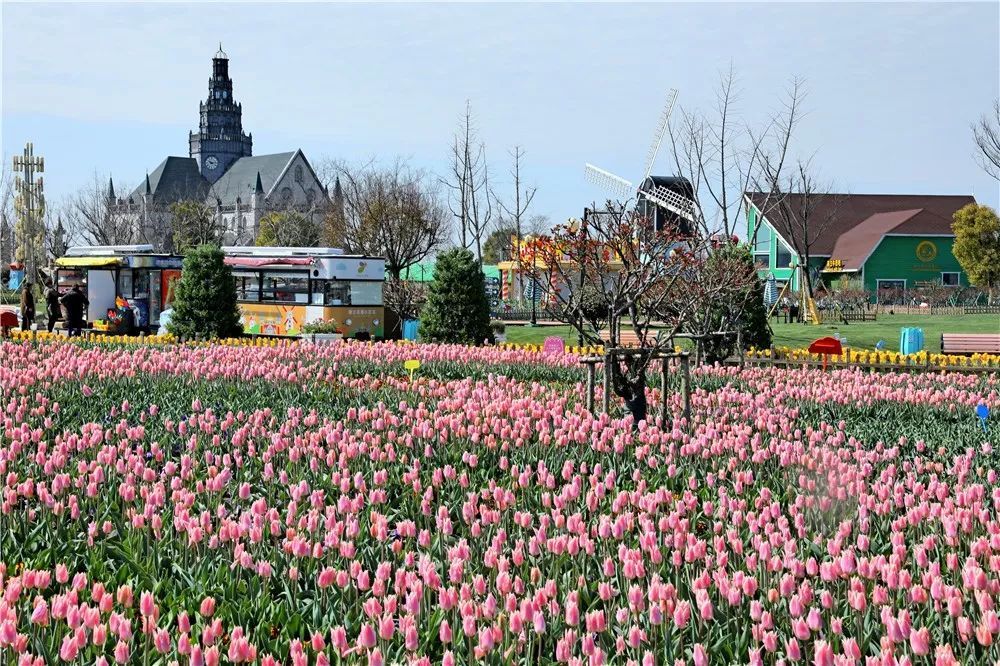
744 192 976 301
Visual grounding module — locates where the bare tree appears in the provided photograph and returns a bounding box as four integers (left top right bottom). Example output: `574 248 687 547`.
444 101 493 262
329 160 448 279
519 203 757 423
62 173 139 247
973 98 1000 181
668 67 805 240
753 158 842 300
0 161 15 272
494 145 537 296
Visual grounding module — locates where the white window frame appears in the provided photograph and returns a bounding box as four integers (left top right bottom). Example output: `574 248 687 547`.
940 272 960 287
876 279 906 290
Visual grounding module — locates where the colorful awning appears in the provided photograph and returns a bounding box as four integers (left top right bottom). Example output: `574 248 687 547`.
55 257 123 267
224 257 314 267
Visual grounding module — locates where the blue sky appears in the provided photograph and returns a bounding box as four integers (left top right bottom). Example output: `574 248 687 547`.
3 1 999 228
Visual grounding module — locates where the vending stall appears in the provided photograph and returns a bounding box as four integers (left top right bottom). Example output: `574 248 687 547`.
222 246 385 339
55 245 184 332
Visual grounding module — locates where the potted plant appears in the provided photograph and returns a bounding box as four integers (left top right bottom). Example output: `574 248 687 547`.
490 319 506 343
301 319 343 344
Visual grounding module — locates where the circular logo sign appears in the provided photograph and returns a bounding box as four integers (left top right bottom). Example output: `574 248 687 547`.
915 240 937 263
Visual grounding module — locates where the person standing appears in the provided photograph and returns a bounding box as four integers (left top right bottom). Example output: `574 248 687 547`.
60 284 89 337
19 283 36 331
44 280 62 332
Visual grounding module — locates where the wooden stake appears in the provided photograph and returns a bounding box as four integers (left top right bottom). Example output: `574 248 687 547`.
602 351 612 414
680 353 692 427
660 356 670 429
586 361 596 412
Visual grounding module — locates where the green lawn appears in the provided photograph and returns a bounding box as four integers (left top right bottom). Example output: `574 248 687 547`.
502 313 999 353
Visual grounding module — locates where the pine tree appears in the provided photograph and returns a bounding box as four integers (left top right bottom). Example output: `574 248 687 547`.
167 244 243 339
418 248 494 344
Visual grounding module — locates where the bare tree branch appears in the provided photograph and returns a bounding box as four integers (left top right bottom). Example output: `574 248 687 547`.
973 98 1000 181
329 159 448 280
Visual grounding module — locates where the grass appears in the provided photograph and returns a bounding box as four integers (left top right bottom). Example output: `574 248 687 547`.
502 313 1000 353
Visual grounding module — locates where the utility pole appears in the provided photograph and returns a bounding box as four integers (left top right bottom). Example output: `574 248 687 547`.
13 142 46 285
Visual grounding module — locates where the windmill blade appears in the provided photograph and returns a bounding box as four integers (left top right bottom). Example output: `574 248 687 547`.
585 163 634 201
643 184 699 222
642 89 678 183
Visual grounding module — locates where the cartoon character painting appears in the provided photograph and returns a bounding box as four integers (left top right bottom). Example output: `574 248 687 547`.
282 307 299 334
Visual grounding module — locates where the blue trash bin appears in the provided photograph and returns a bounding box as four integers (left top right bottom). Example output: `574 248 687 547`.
899 327 924 355
403 319 419 341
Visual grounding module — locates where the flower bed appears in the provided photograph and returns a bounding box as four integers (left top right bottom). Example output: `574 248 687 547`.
749 346 1000 369
0 340 998 664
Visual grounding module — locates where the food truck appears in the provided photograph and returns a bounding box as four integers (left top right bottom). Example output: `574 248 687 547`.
55 245 184 332
222 246 385 339
55 245 385 339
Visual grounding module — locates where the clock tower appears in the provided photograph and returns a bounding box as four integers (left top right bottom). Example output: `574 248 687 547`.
189 45 253 183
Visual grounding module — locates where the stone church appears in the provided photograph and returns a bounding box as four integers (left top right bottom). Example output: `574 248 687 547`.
110 46 335 250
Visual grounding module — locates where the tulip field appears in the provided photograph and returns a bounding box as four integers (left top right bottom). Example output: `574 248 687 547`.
2 339 999 665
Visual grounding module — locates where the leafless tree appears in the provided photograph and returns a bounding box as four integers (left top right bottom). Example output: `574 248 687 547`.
62 173 139 247
0 162 15 271
444 101 493 262
329 159 448 279
668 67 805 240
973 98 1000 181
494 145 537 294
383 277 427 325
752 158 842 300
519 203 757 423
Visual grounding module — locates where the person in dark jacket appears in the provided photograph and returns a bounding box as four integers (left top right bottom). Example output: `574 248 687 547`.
19 283 35 331
44 280 62 332
60 285 89 337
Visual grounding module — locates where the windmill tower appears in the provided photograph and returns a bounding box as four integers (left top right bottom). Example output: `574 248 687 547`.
585 89 700 234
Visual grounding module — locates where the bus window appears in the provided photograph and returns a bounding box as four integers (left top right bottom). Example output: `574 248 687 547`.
262 273 310 303
233 272 261 302
323 281 351 306
350 281 383 306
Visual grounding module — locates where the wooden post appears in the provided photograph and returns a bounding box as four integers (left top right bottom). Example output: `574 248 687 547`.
586 361 596 413
660 356 670 430
680 353 692 427
602 350 612 414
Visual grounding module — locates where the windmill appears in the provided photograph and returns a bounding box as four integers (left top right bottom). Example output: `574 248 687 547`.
585 89 700 233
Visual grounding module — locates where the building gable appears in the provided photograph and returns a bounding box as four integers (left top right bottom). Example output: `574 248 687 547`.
267 150 329 210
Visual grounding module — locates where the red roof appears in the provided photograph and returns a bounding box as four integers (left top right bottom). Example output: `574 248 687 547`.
745 192 975 256
224 257 314 268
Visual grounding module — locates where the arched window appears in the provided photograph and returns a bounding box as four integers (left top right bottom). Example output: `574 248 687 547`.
294 165 304 183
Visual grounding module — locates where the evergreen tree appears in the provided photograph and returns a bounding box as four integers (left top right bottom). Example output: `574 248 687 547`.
418 248 494 344
167 244 243 339
701 243 772 362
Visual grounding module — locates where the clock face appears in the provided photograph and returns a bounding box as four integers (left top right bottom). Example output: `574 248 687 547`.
205 156 219 170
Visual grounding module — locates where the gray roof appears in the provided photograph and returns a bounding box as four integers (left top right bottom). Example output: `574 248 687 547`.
129 157 209 204
208 152 296 206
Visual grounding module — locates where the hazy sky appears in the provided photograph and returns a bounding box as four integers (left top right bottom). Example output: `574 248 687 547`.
3 1 999 229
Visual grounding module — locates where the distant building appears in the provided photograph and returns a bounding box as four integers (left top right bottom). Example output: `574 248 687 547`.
745 192 976 301
110 46 334 250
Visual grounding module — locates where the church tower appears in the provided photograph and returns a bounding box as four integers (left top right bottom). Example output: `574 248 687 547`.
188 45 253 184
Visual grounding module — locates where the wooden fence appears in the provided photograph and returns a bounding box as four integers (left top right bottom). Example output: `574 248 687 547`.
732 355 999 375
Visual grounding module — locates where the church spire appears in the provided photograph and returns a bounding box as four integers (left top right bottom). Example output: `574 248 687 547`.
144 173 152 196
107 177 116 202
190 46 252 184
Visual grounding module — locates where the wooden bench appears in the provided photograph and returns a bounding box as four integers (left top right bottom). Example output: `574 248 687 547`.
599 329 646 348
941 333 1000 355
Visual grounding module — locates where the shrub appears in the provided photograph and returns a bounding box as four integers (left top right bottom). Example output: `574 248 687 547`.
167 245 243 340
419 248 494 345
302 320 343 335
